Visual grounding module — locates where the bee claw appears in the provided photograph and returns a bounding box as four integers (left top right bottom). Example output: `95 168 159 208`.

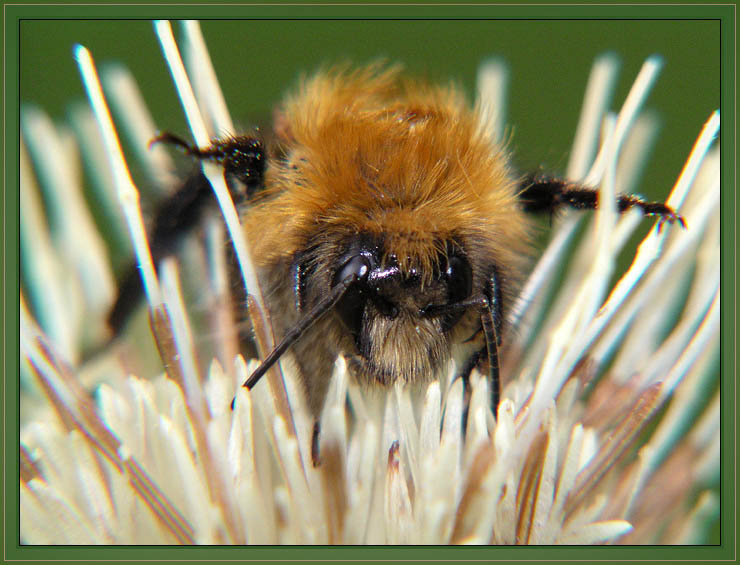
149 131 194 153
656 209 686 233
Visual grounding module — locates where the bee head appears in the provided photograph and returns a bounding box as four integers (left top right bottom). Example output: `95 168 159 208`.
320 234 475 385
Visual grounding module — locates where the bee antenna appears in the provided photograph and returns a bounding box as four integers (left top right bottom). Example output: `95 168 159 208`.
230 273 360 409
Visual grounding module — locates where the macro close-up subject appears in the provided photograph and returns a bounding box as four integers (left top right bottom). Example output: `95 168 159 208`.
18 18 722 548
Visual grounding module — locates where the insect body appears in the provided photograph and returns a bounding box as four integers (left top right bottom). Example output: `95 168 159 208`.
110 65 683 427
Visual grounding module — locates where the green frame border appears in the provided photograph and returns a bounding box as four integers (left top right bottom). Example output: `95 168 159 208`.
5 3 735 563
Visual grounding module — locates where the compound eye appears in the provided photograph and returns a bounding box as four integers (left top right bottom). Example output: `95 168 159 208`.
333 254 371 286
333 254 372 337
445 254 472 305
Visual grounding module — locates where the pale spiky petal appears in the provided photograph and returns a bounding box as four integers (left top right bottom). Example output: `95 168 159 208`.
559 519 633 545
475 56 509 144
100 64 178 194
75 44 162 311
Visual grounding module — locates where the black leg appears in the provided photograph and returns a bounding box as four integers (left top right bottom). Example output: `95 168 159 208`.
422 264 504 418
151 131 266 198
518 174 685 227
455 267 504 419
456 305 501 419
107 169 213 334
483 266 503 415
480 303 501 417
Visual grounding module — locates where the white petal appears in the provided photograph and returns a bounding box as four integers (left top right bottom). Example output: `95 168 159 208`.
558 519 633 545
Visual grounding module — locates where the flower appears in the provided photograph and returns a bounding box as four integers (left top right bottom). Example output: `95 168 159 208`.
19 20 720 545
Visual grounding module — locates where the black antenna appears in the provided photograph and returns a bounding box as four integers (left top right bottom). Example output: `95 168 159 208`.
231 273 359 407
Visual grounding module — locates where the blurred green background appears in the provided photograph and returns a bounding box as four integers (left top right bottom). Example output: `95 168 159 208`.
21 19 719 199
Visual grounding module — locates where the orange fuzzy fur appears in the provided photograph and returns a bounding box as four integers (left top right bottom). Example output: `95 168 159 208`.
244 65 531 287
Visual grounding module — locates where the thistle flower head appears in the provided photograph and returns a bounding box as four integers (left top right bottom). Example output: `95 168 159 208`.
20 21 720 545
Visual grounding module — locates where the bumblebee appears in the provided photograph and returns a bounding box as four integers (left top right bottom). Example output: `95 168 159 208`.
109 65 683 431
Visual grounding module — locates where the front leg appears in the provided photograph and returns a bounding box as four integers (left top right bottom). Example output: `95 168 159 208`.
518 175 685 228
458 266 504 418
151 131 266 199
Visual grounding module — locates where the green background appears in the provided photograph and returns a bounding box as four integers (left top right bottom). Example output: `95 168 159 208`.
13 9 728 561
